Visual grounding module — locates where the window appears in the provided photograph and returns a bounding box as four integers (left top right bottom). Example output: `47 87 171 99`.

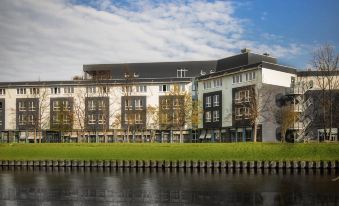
0 89 6 95
51 87 61 94
53 101 60 111
136 85 147 93
162 99 170 109
213 110 219 122
244 107 250 119
28 101 36 111
159 84 170 92
213 95 219 107
18 102 26 111
232 74 242 84
161 113 170 124
63 115 70 124
203 81 212 89
173 112 180 124
174 84 186 92
64 86 74 94
87 86 96 94
52 115 60 124
98 86 109 94
29 88 39 95
177 68 188 78
135 99 143 110
235 107 242 120
98 114 105 125
0 102 3 112
124 99 132 110
18 114 25 125
88 114 96 124
205 96 211 107
62 101 70 111
205 111 211 122
235 91 241 103
98 100 105 111
135 113 142 124
244 90 250 102
245 71 256 81
28 115 34 125
17 88 26 95
173 98 180 109
213 78 222 87
122 86 132 93
88 100 96 111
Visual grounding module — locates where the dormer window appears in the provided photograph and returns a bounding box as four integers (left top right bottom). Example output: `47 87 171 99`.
177 68 188 78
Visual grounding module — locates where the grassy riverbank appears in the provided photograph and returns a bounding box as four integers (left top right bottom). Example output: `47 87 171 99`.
0 143 338 161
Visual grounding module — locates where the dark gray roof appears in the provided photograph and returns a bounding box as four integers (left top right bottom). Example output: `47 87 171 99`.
216 52 277 72
197 61 297 80
83 60 217 79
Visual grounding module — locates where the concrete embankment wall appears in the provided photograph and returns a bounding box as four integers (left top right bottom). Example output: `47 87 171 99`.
0 160 338 170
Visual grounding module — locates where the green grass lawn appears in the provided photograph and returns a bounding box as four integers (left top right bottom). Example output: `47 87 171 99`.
0 143 338 161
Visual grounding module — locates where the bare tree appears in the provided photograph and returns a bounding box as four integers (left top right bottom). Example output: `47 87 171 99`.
275 104 297 142
247 85 275 142
312 44 339 141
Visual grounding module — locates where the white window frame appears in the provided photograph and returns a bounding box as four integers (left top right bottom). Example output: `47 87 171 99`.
18 114 26 125
122 86 132 93
244 90 250 102
177 68 188 78
233 74 242 84
135 99 143 110
28 115 34 125
136 85 147 93
17 88 26 95
161 113 169 124
159 84 170 92
51 87 61 94
28 101 36 111
125 99 132 110
98 100 105 111
213 110 219 122
64 86 74 94
213 95 219 107
62 101 70 111
19 102 26 111
206 96 211 107
243 107 250 119
213 78 222 88
173 98 180 109
88 100 96 111
53 101 60 111
0 102 3 112
135 113 142 124
88 114 96 125
203 81 212 90
98 114 105 125
52 115 60 125
63 115 70 125
87 86 96 94
162 99 170 110
29 88 39 95
235 107 242 120
0 89 5 95
205 111 211 122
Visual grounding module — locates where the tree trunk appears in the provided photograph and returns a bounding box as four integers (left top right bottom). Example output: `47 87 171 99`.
253 124 257 142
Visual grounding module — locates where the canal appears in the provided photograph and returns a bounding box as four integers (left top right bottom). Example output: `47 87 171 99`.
0 167 338 205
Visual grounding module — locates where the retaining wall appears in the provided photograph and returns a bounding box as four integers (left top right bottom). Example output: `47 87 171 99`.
0 160 338 170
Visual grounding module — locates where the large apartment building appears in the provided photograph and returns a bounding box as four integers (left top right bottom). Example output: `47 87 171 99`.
0 49 338 143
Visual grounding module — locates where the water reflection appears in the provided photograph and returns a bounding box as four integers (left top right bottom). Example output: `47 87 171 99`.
0 167 338 205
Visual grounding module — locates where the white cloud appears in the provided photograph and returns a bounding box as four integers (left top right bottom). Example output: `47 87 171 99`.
0 0 304 81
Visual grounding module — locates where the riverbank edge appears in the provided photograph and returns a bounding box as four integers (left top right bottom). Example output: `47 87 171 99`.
1 160 338 170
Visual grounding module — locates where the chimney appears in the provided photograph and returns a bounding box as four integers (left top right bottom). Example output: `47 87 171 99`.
263 52 270 56
241 48 251 53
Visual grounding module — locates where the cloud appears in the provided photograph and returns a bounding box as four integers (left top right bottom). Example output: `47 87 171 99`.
0 0 305 81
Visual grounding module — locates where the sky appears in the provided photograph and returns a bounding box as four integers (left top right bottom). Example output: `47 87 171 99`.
0 0 338 81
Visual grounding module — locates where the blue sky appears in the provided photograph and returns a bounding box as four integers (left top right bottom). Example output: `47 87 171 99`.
0 0 338 81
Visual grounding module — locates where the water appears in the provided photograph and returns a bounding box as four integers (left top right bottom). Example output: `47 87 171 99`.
0 167 338 205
